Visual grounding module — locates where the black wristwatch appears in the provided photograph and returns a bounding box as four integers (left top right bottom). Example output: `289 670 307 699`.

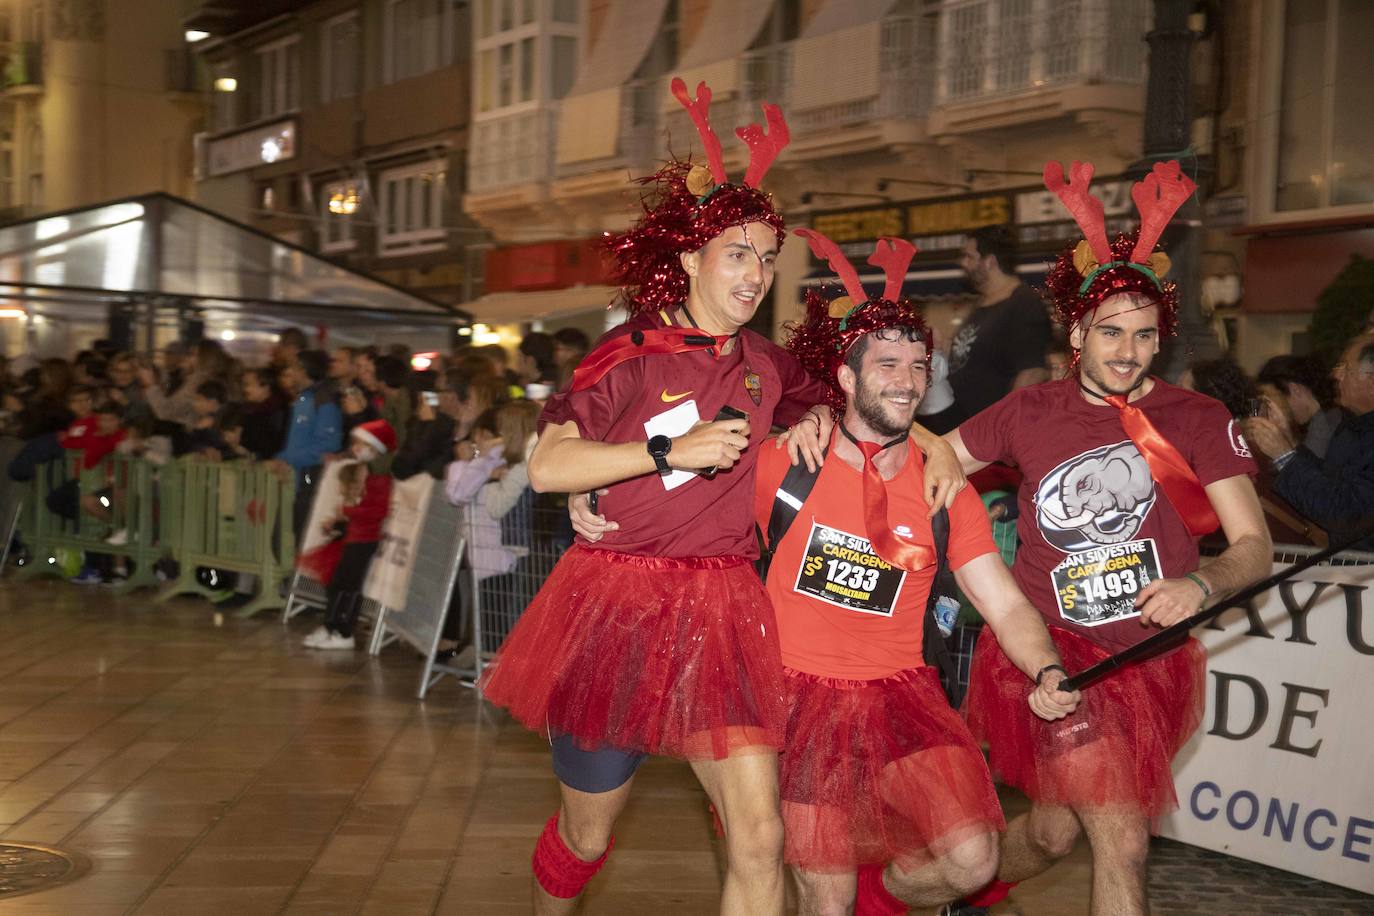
1035 663 1068 687
647 435 673 475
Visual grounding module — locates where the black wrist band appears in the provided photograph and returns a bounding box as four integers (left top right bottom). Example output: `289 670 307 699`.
1035 663 1068 686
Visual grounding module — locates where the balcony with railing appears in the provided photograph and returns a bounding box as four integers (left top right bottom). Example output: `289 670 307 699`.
2 42 43 96
467 106 558 197
552 79 660 184
930 0 1149 134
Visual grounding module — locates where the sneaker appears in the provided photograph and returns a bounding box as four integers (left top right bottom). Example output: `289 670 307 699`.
312 632 355 651
100 571 129 588
301 625 329 648
937 904 990 916
105 529 129 546
70 567 104 586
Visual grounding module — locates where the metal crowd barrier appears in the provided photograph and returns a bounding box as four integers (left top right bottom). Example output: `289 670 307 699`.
0 437 26 570
14 453 178 593
362 480 467 698
467 492 572 686
155 458 296 616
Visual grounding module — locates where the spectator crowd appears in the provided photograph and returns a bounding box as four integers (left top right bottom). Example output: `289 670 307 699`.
0 325 593 655
2 279 1372 654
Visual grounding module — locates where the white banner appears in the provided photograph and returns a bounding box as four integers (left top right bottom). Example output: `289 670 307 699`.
1159 561 1374 893
363 474 435 612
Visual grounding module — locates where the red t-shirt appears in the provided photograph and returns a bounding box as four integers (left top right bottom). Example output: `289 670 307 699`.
960 377 1257 654
342 473 392 543
541 309 828 559
59 418 127 470
755 434 997 680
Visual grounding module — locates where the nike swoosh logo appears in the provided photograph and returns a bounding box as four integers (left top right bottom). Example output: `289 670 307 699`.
661 389 693 403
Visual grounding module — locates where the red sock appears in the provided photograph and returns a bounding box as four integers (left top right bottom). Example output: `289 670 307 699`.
855 863 908 916
964 879 1017 907
531 813 614 899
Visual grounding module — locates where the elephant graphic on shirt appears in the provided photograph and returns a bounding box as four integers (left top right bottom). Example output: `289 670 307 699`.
1037 443 1155 546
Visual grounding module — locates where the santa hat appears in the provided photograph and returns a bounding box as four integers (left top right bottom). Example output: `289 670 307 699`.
352 419 396 455
1041 159 1196 342
606 77 791 317
784 230 931 414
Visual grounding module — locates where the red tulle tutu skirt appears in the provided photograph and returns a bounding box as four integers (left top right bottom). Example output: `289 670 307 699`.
297 539 344 585
478 545 787 760
964 625 1206 821
780 665 1004 871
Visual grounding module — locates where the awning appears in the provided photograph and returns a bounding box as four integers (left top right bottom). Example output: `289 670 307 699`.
671 1 779 97
0 193 463 328
799 261 1052 300
555 0 671 165
466 285 621 326
801 0 900 37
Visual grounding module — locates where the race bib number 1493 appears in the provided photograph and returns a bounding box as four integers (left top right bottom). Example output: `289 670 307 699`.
1052 538 1162 627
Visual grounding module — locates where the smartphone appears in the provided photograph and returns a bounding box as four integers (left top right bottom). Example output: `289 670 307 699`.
703 405 749 478
421 391 440 407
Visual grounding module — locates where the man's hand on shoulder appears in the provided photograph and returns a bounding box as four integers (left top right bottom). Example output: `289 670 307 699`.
775 405 832 472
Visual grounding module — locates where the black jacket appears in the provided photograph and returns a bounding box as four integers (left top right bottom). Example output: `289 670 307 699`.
1274 410 1374 550
391 413 457 481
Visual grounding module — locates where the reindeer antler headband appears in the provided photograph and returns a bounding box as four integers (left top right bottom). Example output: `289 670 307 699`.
1041 159 1196 338
604 77 791 316
785 229 930 413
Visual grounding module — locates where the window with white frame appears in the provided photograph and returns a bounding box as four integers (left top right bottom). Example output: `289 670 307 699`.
1271 0 1374 213
378 160 448 254
255 36 300 120
385 0 465 83
320 179 361 252
476 0 578 113
320 12 359 103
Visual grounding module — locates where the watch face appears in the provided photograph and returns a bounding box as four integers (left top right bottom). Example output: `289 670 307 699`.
648 435 672 458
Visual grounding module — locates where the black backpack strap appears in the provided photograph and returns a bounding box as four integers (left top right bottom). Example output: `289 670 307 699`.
922 507 959 688
756 448 828 578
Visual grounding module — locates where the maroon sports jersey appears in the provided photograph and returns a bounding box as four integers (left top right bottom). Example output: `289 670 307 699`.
541 309 828 559
960 377 1256 654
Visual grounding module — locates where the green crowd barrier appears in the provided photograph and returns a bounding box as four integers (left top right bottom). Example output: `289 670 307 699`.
15 452 179 593
154 458 296 618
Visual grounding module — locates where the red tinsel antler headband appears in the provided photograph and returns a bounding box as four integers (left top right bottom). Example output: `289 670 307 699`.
1041 158 1195 338
787 230 929 412
604 78 791 317
671 77 790 198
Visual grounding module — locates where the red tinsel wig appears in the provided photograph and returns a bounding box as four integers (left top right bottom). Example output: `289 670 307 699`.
605 161 785 317
1043 229 1179 339
784 231 930 413
605 78 790 317
1041 159 1195 342
787 290 931 414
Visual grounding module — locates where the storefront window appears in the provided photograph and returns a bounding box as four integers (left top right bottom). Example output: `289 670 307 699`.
1275 0 1374 212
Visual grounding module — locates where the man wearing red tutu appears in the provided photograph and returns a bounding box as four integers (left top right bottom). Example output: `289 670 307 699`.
478 78 963 915
941 161 1272 915
757 231 1080 916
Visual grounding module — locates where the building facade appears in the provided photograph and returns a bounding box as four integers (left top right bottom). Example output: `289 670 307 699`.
462 0 1157 350
188 0 482 336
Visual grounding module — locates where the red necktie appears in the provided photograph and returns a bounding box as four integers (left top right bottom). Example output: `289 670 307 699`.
1103 394 1220 536
855 440 934 572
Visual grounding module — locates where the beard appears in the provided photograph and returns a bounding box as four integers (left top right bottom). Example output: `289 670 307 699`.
1081 354 1150 396
855 379 919 437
